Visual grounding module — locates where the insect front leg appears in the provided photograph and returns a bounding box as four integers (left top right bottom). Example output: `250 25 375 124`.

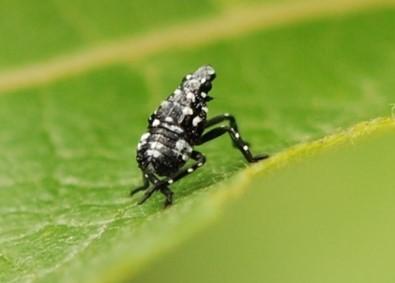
199 118 268 162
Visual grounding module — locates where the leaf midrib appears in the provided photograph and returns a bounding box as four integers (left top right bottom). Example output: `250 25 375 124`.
0 0 393 94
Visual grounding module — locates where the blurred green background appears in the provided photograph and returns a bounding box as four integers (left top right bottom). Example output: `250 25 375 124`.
0 0 394 282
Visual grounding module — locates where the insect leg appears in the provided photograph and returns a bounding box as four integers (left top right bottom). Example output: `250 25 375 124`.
205 113 239 131
198 125 268 163
204 113 244 147
160 186 174 208
137 173 162 205
136 152 206 206
153 151 206 207
130 171 150 196
167 150 206 184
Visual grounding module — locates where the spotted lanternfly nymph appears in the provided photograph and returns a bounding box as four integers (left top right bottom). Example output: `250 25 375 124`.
132 65 268 207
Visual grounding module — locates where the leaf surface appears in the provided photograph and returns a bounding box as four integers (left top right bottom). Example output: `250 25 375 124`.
0 1 394 283
132 126 395 283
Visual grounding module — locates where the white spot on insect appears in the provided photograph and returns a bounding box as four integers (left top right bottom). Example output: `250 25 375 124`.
197 162 203 167
243 145 249 151
235 133 240 139
161 101 169 107
186 74 192 79
186 92 195 102
187 168 194 173
174 89 182 95
141 132 150 140
168 179 174 184
150 141 163 150
182 107 193 116
201 92 207 98
224 113 230 117
138 138 149 149
165 116 173 123
147 149 161 158
152 119 160 127
192 116 202 127
163 123 184 134
175 140 192 156
144 174 148 178
202 107 208 113
188 79 200 90
201 78 206 83
175 139 187 151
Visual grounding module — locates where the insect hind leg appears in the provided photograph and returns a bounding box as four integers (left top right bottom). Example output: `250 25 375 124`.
204 114 244 148
205 113 238 131
198 122 268 163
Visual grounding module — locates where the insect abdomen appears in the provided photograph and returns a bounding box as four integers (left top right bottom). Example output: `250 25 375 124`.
136 126 192 177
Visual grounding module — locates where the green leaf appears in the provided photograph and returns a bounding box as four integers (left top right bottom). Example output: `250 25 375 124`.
0 1 394 283
131 126 395 283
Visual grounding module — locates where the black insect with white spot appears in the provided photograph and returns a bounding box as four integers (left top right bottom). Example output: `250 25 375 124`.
132 65 268 207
